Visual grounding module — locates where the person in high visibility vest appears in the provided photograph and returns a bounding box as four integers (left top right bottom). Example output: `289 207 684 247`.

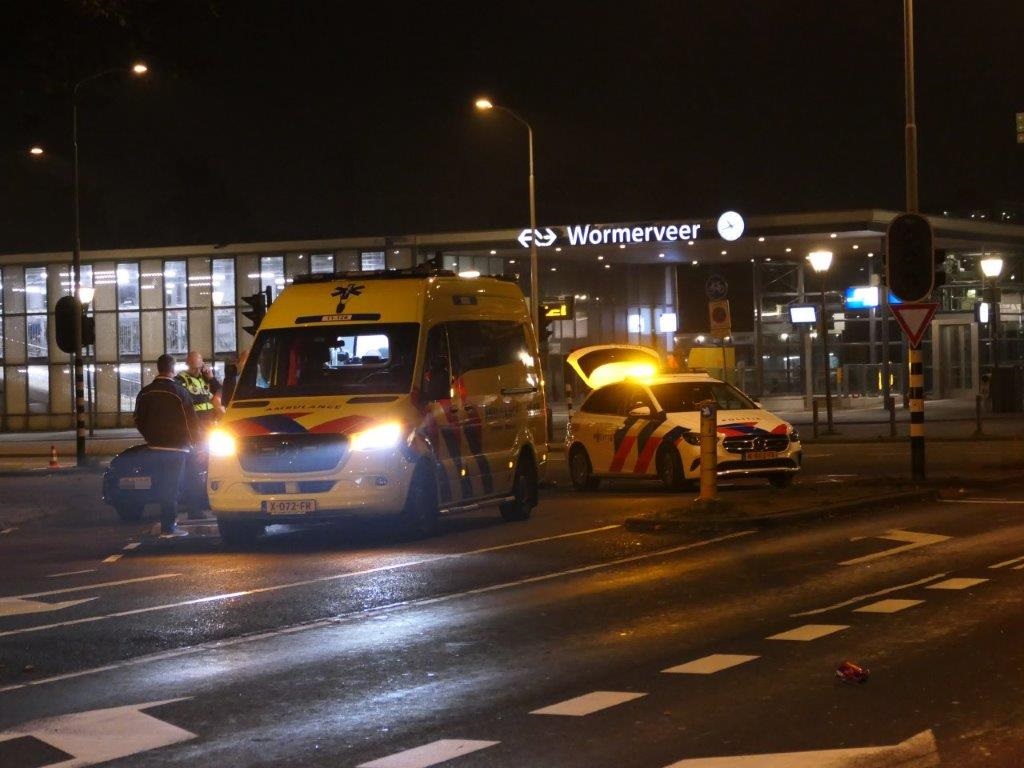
176 351 224 426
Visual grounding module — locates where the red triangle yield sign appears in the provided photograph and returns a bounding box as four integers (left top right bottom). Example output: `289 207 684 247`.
891 302 939 346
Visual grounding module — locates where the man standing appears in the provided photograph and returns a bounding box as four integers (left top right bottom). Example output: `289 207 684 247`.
134 354 198 537
176 350 223 425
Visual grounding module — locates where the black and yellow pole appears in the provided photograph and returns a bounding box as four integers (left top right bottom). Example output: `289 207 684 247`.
909 342 925 480
697 400 718 503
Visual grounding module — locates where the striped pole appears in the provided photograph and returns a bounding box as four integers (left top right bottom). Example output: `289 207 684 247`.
909 342 925 480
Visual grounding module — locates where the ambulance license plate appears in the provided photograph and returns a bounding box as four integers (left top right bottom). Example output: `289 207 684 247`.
119 476 152 490
745 451 777 461
263 499 318 515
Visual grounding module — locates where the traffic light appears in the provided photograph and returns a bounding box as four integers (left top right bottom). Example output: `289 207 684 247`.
241 291 267 336
886 212 934 302
54 295 93 354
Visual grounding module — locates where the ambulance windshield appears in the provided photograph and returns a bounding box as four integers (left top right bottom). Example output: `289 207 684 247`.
235 323 419 398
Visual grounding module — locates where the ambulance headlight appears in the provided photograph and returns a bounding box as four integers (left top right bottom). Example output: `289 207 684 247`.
208 428 237 457
350 422 402 451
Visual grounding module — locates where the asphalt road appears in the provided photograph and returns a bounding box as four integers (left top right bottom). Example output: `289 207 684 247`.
2 462 1024 766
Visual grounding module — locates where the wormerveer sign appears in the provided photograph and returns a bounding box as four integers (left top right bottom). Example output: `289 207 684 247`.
518 221 702 248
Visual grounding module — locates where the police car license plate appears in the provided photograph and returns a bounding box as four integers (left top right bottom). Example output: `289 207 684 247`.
118 476 152 490
262 499 318 515
745 451 777 461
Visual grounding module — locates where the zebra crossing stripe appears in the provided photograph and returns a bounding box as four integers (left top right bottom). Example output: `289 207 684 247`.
357 739 500 768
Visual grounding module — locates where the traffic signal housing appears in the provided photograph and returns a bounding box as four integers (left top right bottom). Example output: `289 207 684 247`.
54 295 94 353
241 290 268 336
886 213 935 302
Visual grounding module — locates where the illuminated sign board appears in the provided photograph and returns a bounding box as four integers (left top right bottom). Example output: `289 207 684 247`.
789 305 818 324
518 221 703 248
844 286 903 309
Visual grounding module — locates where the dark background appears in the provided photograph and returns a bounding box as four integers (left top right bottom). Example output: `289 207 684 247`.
2 0 1022 253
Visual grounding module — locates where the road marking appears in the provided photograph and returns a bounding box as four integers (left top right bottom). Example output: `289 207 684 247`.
990 554 1024 569
927 577 988 590
661 728 938 767
939 498 1024 505
47 569 97 578
357 739 499 768
123 542 141 551
531 690 646 716
792 573 947 616
103 554 123 564
0 596 98 618
767 624 848 641
854 598 923 613
0 698 195 767
456 524 621 556
839 529 950 566
1 573 179 600
1014 564 1024 570
662 654 759 675
0 527 17 535
0 530 757 688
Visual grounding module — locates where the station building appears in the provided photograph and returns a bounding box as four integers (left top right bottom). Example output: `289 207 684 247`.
1 208 1022 430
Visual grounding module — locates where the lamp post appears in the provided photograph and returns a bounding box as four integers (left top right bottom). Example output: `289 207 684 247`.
980 256 1004 368
807 250 834 433
474 97 539 337
70 62 147 465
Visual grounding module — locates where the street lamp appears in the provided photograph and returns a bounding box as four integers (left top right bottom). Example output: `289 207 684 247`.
474 96 540 337
807 250 835 433
981 256 1004 367
29 145 44 156
70 61 148 465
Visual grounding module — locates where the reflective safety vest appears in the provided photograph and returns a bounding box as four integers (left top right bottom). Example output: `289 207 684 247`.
176 371 214 413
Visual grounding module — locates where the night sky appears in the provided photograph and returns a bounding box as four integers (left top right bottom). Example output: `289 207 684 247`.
3 0 1022 254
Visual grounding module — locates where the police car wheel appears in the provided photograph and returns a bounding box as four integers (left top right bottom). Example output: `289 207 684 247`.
769 473 794 489
568 445 599 492
398 462 439 539
500 453 537 522
218 520 265 548
115 502 145 522
656 446 686 492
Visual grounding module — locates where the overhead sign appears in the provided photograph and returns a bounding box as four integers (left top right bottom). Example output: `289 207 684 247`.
704 274 729 301
516 221 704 248
516 227 558 248
541 296 574 318
708 299 731 336
891 302 938 347
844 286 903 309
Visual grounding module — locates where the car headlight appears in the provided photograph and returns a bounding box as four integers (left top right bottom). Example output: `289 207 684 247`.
350 422 402 451
681 432 701 446
208 428 237 457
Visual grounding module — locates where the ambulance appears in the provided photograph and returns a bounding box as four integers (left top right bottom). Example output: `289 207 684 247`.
207 269 548 546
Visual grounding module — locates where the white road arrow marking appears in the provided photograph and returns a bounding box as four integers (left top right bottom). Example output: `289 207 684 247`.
662 728 938 767
839 529 949 566
0 596 97 618
0 698 195 767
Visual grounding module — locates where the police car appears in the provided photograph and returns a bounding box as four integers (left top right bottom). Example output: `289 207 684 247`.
566 366 801 491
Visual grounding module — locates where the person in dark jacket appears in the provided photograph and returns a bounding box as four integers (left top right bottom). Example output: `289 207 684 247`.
134 354 199 537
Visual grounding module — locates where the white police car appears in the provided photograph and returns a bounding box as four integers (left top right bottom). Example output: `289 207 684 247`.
566 371 802 491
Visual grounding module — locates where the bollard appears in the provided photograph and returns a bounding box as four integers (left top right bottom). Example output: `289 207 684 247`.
697 400 718 502
975 393 983 436
812 398 820 439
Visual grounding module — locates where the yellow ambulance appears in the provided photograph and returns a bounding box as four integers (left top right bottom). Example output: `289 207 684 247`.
206 269 548 546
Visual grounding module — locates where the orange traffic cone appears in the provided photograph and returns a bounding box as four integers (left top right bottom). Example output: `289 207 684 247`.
48 445 59 469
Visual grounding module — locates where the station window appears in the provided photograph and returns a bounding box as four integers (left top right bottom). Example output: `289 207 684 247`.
260 256 285 302
214 308 236 353
25 267 47 359
27 364 49 414
164 261 187 308
310 253 334 274
211 259 235 307
117 263 140 309
360 251 385 271
0 269 4 358
166 309 188 354
118 363 142 413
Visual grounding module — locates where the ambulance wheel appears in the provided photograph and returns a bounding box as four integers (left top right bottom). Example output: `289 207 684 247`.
769 473 794 489
218 520 265 548
656 446 686 492
500 453 538 522
569 445 599 491
115 502 144 522
398 462 439 539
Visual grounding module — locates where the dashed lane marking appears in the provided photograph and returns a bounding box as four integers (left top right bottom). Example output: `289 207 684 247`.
357 739 500 768
839 529 950 566
46 569 97 578
990 554 1024 569
102 554 123 564
791 572 947 616
939 498 1024 505
767 624 849 642
0 530 758 691
0 573 179 601
854 598 924 613
662 654 759 675
530 691 647 717
0 527 17 535
123 542 141 551
0 597 97 618
927 577 988 590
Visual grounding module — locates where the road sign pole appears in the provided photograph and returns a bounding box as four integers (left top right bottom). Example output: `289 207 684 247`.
909 342 925 481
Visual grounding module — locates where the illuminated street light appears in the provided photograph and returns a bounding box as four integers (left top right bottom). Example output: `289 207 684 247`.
807 250 835 433
980 256 1004 367
474 96 540 340
29 145 44 156
69 61 149 466
980 256 1004 279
